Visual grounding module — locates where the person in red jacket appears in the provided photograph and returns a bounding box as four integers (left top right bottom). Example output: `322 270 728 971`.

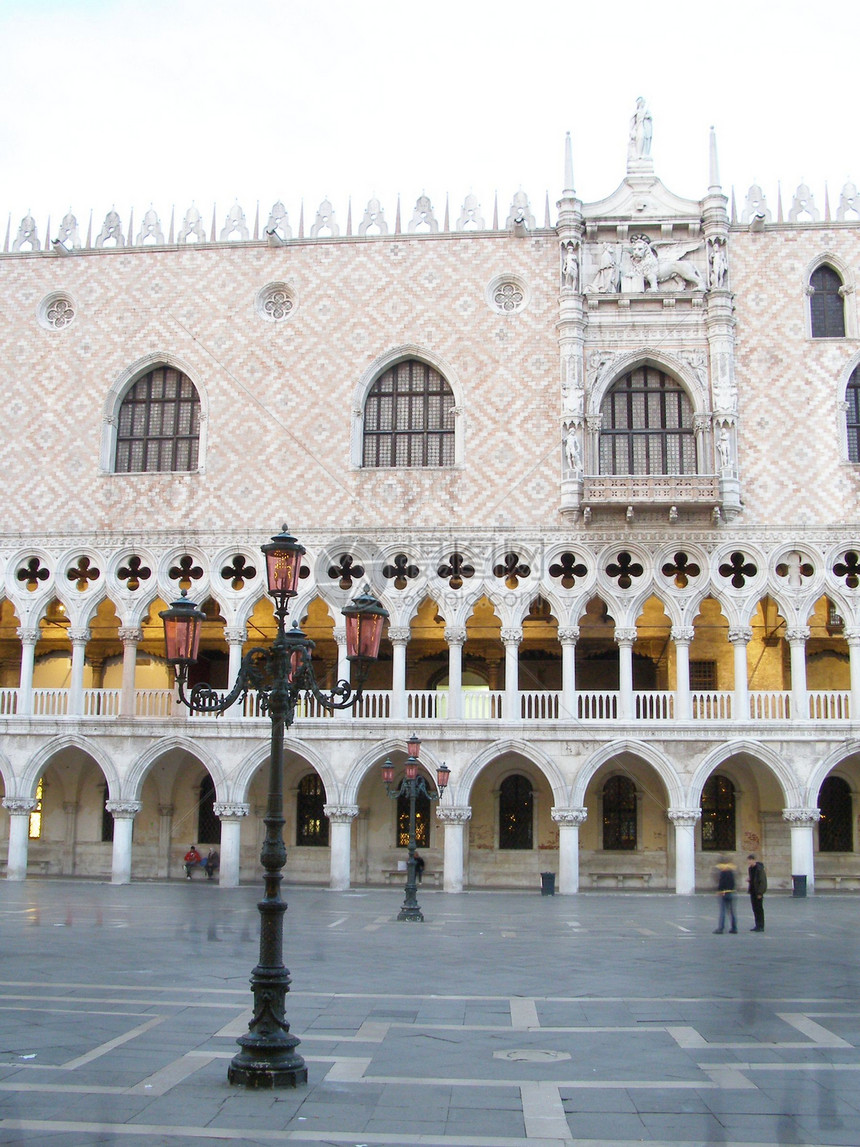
184 844 201 879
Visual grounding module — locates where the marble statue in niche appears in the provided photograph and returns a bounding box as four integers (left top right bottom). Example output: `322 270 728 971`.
588 244 620 293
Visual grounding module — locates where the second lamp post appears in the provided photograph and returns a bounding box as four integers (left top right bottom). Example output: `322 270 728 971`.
382 735 449 921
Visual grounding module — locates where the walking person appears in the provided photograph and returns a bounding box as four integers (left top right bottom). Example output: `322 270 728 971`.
748 853 767 931
714 857 738 933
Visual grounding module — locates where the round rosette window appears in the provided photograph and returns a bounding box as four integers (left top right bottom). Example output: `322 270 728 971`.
486 274 529 315
37 291 77 331
256 282 296 323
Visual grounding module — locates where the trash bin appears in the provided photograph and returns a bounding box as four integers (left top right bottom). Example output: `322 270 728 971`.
540 872 556 896
792 874 807 898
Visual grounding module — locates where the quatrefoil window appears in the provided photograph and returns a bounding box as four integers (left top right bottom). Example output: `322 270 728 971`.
38 292 77 331
437 553 475 590
257 282 295 322
606 552 644 589
169 555 204 590
17 557 50 591
487 274 528 315
221 555 257 591
718 551 758 588
66 556 100 591
661 552 701 589
775 555 814 584
549 552 588 589
833 551 860 589
493 552 531 589
328 554 364 590
382 553 420 590
117 555 152 592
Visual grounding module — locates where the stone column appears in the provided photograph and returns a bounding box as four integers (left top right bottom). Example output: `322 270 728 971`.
214 802 250 887
671 626 695 720
846 628 860 720
552 807 587 894
68 627 91 717
558 627 579 721
62 801 78 875
436 806 471 893
224 627 247 692
324 804 359 891
118 626 142 718
106 800 141 885
783 807 820 892
557 152 586 520
332 626 351 719
157 803 174 878
16 628 38 716
728 626 752 721
668 808 701 895
388 628 410 721
444 627 466 720
501 628 522 720
3 798 37 880
614 627 637 720
786 627 810 720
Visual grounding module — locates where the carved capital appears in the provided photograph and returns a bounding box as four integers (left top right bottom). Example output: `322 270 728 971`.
728 626 753 645
213 802 250 819
693 413 711 433
839 284 855 297
2 797 38 815
68 627 91 645
332 626 347 645
557 626 580 644
667 807 702 827
387 627 412 644
118 626 143 644
223 627 247 645
500 627 523 646
436 806 472 824
105 800 141 819
782 807 821 825
158 804 175 818
586 413 603 433
804 283 816 297
551 806 587 826
444 626 467 646
16 628 39 646
671 626 695 645
843 627 860 645
614 627 637 646
323 804 360 823
785 626 810 644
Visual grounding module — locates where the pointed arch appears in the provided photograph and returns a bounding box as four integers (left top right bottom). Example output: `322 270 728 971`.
125 736 227 803
572 739 683 808
20 734 120 801
454 739 568 807
806 742 860 808
233 738 336 805
688 740 801 808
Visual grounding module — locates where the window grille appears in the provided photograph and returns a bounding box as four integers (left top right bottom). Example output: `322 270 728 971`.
363 359 455 468
101 784 114 843
701 774 736 851
115 366 200 473
818 776 853 852
296 774 329 847
197 774 221 845
690 660 718 690
499 774 533 850
847 367 860 463
602 775 637 850
28 777 43 839
397 789 430 847
810 266 845 338
599 367 695 475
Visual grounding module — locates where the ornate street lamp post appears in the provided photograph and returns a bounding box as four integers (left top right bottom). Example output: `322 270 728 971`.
382 734 450 922
160 526 388 1088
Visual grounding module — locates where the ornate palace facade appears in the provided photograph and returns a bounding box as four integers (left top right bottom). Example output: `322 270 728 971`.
2 104 859 893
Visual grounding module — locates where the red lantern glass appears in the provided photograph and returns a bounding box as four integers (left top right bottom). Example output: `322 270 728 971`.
381 760 395 785
342 584 388 662
404 758 419 780
406 733 422 758
436 763 451 793
160 592 206 665
261 526 305 601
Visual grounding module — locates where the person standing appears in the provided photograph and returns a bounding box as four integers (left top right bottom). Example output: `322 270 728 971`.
748 854 767 931
714 858 738 933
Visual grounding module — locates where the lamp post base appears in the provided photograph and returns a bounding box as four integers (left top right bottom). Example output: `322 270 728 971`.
228 1045 308 1089
397 904 424 922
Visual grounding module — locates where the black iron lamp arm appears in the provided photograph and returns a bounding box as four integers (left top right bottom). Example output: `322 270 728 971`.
384 777 442 802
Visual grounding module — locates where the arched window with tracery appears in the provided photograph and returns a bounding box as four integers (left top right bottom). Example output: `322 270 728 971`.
845 367 860 463
363 358 455 468
818 775 853 852
599 366 695 476
296 773 329 847
397 787 430 848
810 265 845 338
701 773 736 851
602 775 637 850
115 365 201 472
499 774 533 849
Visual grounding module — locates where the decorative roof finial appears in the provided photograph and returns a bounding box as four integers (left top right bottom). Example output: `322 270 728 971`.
708 125 721 192
563 131 575 197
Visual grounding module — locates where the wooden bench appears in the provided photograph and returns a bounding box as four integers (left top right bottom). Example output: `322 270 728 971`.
383 869 442 887
590 871 652 889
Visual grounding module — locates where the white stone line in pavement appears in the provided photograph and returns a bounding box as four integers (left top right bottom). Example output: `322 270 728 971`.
668 1013 854 1050
520 1081 570 1141
0 992 246 1009
699 1066 758 1089
322 1055 372 1082
62 1015 166 1070
213 1010 252 1037
510 997 540 1029
707 1060 860 1072
128 1053 217 1095
778 1012 853 1047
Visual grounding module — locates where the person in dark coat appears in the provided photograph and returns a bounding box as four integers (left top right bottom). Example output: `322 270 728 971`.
748 854 767 931
714 858 738 933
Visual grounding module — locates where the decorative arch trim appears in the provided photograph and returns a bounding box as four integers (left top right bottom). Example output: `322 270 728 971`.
687 740 801 808
572 739 683 808
805 742 860 808
126 736 226 803
233 738 335 805
20 734 121 801
454 739 569 808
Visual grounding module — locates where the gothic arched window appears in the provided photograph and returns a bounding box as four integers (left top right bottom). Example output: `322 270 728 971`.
499 774 533 849
599 366 695 476
115 365 201 473
602 775 637 850
818 775 853 852
846 367 860 463
363 359 455 468
397 787 430 848
701 774 736 851
197 774 221 845
296 773 329 847
810 265 845 339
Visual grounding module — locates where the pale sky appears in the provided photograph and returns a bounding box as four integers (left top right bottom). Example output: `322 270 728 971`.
1 0 857 238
